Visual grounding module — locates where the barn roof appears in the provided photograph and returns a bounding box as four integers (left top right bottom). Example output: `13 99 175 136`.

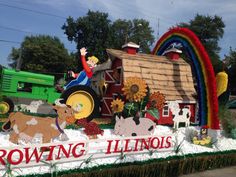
106 48 197 102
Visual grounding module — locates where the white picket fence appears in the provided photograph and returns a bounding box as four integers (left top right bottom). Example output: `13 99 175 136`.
0 134 174 172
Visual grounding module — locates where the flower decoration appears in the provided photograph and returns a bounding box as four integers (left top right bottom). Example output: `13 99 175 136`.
216 71 228 97
111 98 124 113
122 77 147 102
149 91 166 110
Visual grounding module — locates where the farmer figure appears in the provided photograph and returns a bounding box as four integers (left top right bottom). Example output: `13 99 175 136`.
64 47 99 89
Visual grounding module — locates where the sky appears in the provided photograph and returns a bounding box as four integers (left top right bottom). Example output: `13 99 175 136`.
0 0 235 67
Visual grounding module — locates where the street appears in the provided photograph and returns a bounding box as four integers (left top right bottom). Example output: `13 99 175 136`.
180 166 236 177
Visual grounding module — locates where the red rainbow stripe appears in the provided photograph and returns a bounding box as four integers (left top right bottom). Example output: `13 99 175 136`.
152 27 219 129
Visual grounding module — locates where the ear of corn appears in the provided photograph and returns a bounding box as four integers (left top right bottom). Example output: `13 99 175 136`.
216 71 228 97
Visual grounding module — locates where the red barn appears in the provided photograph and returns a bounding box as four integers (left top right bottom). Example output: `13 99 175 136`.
91 42 198 125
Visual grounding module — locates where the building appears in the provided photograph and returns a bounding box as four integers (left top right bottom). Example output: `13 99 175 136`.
91 42 197 125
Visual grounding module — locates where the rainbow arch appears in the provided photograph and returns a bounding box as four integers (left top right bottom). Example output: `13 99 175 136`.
152 27 219 129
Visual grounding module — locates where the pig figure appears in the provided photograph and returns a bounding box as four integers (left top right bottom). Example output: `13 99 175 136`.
114 116 156 137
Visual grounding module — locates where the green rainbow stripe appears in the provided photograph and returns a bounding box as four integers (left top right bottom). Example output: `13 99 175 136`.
152 27 219 129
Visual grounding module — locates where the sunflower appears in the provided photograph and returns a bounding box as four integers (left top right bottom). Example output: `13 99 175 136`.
149 91 166 110
111 98 125 113
122 77 147 102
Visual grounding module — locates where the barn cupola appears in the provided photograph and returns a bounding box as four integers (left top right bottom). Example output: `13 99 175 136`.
163 47 182 61
122 42 140 55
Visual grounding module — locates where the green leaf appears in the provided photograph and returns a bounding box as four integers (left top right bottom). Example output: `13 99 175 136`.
147 108 159 119
124 103 134 110
140 87 150 110
124 102 139 117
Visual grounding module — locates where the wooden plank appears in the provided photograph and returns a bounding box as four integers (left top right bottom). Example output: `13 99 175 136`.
123 66 141 73
153 85 196 92
123 72 142 78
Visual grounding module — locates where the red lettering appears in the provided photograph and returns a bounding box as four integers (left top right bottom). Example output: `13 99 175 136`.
46 145 56 161
0 149 7 165
113 140 122 153
133 139 140 151
56 144 73 160
25 147 45 164
105 140 113 154
140 138 151 151
159 136 165 149
150 137 160 149
165 136 172 148
7 149 23 165
123 139 132 152
72 143 85 158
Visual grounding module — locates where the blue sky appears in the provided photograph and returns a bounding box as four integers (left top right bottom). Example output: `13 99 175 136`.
0 0 235 67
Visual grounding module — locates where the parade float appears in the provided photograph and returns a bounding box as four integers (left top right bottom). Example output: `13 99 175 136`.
0 28 235 177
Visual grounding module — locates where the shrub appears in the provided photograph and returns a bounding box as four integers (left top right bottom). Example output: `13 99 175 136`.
218 105 236 139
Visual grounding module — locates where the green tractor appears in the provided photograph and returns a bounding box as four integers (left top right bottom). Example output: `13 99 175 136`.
0 65 99 121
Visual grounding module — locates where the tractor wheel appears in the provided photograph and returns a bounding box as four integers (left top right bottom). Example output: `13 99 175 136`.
0 97 14 115
61 85 100 121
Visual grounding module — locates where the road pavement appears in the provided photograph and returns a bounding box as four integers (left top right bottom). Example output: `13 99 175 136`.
180 166 236 177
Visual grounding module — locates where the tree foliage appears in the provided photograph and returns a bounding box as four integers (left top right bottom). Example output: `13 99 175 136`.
62 10 155 63
62 10 112 63
224 47 236 94
8 35 75 74
177 14 225 72
110 19 154 53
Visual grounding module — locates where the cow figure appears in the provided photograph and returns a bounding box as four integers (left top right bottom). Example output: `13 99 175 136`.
114 115 156 137
2 99 77 144
168 101 191 129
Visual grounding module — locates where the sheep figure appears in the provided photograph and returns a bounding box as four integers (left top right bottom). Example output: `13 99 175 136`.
168 101 191 129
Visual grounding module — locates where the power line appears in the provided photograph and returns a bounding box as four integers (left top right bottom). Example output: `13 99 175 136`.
0 39 21 44
0 24 69 40
0 2 66 19
0 0 177 26
0 0 176 30
0 25 34 34
0 38 76 53
0 0 39 6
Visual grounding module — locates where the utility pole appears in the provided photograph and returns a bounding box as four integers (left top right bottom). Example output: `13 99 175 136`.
125 23 142 44
16 47 22 71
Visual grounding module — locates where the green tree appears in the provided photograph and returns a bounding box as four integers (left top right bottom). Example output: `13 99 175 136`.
8 35 75 74
62 10 111 63
110 19 154 53
224 47 236 94
62 10 155 64
178 14 225 72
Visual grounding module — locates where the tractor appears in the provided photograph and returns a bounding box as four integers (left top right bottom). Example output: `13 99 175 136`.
0 65 100 121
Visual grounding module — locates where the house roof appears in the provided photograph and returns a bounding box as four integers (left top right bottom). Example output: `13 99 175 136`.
122 42 140 49
106 48 197 101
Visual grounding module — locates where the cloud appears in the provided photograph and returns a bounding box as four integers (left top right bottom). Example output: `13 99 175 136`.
31 0 236 57
1 0 235 60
